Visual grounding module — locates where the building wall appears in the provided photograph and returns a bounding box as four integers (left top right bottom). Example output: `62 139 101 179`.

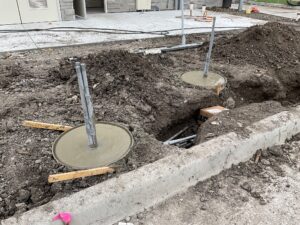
59 0 224 20
107 0 136 12
107 0 223 13
86 0 105 8
152 0 176 10
189 0 223 8
60 0 75 20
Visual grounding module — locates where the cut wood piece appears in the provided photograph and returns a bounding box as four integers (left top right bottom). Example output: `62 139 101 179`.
48 167 115 183
22 121 73 132
255 150 262 164
200 106 228 118
215 82 225 96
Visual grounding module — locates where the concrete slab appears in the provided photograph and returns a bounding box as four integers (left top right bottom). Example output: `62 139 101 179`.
0 10 265 52
2 106 300 225
0 24 36 52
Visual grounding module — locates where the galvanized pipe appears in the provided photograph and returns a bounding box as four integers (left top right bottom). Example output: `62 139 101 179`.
180 0 186 45
164 134 196 145
203 17 216 77
165 126 189 142
75 62 98 148
238 0 244 12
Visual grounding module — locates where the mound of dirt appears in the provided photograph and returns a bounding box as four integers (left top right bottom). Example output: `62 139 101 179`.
50 51 221 135
212 22 300 68
209 22 300 103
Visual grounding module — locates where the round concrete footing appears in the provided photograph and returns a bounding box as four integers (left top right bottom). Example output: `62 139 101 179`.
53 122 134 169
181 71 226 89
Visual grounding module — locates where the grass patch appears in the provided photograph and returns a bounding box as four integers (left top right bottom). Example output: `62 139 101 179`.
254 0 287 4
255 0 287 5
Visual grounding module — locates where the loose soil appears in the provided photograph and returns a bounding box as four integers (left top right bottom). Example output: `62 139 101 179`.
0 22 299 220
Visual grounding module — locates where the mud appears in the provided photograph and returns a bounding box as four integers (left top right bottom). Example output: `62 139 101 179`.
0 23 299 219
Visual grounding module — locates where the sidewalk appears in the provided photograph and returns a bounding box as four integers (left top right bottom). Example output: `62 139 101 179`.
0 10 265 53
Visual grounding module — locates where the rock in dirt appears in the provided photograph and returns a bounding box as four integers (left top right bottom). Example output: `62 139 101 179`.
224 97 235 109
50 183 63 193
251 191 261 199
259 198 267 205
201 205 207 210
15 203 27 213
261 159 271 166
3 119 15 132
35 159 42 164
240 182 252 192
269 146 283 157
17 189 30 202
29 188 44 204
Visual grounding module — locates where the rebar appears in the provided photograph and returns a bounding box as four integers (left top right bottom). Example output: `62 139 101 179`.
180 0 186 45
164 134 196 145
75 62 98 148
203 17 216 77
238 0 244 12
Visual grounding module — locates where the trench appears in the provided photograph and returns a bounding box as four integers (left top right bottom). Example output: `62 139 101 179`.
0 22 300 220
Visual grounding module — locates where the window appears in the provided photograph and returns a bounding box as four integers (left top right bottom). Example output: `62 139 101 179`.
29 0 48 9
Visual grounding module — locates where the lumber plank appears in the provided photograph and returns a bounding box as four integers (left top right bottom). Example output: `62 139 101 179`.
23 121 73 132
48 167 115 183
200 106 228 118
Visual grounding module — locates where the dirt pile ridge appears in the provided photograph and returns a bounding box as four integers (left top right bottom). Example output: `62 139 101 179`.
212 22 300 68
207 22 300 103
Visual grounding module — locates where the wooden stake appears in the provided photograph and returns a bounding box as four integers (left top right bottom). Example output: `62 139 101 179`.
215 83 225 96
22 121 73 132
48 167 115 183
255 150 262 163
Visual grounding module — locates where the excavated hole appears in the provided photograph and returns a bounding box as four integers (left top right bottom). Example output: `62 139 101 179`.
156 110 202 149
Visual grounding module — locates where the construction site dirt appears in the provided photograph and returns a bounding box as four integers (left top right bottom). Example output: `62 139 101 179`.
0 22 299 219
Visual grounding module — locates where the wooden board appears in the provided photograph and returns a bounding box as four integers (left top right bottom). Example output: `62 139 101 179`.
23 121 73 132
48 167 115 183
200 106 228 118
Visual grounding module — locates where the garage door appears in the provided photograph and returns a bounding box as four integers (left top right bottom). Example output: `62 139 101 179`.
0 0 21 25
17 0 60 23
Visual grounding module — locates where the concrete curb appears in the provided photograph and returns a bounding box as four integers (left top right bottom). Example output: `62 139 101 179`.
2 106 300 225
